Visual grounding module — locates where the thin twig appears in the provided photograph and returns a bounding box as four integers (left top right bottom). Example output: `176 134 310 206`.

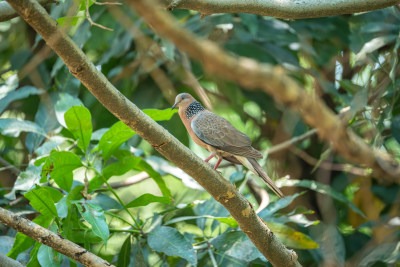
181 53 213 111
101 171 149 190
0 157 20 176
92 0 122 6
291 147 371 176
107 5 177 102
266 129 318 155
85 0 113 31
247 179 270 213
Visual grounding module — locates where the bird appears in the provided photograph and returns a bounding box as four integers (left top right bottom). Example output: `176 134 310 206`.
172 93 284 198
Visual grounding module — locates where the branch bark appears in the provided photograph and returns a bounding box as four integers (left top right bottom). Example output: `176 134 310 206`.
0 208 114 267
2 0 399 22
160 0 400 19
6 0 301 266
0 252 24 267
0 0 56 22
129 0 400 184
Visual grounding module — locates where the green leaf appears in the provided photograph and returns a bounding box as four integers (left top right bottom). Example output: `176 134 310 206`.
50 150 83 192
37 245 61 267
117 236 131 267
311 148 332 174
266 221 319 249
277 179 366 218
125 193 171 208
359 241 400 266
64 106 92 152
56 196 68 218
7 215 52 259
91 193 122 210
24 185 60 217
89 155 141 191
143 108 178 121
148 226 197 266
260 192 305 219
76 202 109 245
5 163 41 200
338 80 364 95
0 118 46 137
57 16 84 27
239 14 258 37
54 93 84 127
212 231 263 262
26 242 41 267
26 98 61 154
0 86 42 114
99 121 135 162
67 185 85 203
136 160 172 198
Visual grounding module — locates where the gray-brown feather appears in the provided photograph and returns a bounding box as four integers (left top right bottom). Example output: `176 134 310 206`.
191 111 262 159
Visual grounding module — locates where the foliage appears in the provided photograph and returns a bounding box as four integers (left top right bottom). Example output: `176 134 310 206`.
0 0 399 266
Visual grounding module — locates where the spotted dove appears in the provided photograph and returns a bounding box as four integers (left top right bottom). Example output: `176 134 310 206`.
172 93 284 198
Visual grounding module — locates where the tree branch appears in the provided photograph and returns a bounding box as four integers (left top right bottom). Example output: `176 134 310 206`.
0 0 57 22
129 0 400 184
0 252 24 267
160 0 400 19
0 208 114 267
6 0 301 266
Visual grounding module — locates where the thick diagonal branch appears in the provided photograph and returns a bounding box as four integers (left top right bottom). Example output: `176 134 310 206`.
0 208 114 267
159 0 399 19
6 0 301 266
129 0 400 184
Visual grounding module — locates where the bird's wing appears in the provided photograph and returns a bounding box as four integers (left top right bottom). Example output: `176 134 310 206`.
191 111 262 158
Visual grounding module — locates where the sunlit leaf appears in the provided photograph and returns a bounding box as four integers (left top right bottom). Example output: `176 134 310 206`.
126 193 171 208
165 215 238 228
0 118 46 137
99 121 135 162
64 106 92 152
266 221 319 249
24 185 62 217
57 16 84 27
5 163 41 200
143 108 178 121
54 93 83 127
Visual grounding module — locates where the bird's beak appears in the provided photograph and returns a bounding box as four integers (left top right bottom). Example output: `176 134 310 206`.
171 102 178 110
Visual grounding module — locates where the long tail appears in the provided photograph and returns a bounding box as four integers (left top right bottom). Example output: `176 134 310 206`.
236 156 285 198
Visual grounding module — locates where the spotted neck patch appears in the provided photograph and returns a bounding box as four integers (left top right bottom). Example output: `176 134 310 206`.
185 101 205 119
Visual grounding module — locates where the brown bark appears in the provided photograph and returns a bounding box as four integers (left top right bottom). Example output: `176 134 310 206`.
0 208 114 267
